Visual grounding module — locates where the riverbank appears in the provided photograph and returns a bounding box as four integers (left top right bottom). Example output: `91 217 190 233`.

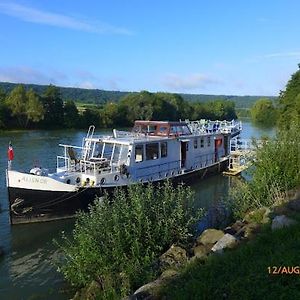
130 190 300 300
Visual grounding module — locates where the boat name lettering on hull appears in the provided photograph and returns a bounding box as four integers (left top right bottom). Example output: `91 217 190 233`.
21 176 48 184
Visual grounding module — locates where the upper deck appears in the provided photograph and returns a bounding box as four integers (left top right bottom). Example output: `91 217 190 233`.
132 120 192 137
83 119 242 146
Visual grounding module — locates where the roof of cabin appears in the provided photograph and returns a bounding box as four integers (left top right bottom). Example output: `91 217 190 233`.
134 120 187 126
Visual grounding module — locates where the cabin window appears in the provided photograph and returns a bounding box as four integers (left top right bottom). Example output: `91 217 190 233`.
207 136 211 147
119 145 129 163
159 126 168 134
194 139 198 149
93 143 103 158
135 144 144 162
147 125 157 133
146 143 159 160
102 144 113 160
112 144 121 163
161 142 168 158
200 138 204 148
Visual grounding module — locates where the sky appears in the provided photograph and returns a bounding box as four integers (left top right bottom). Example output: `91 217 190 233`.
0 0 300 96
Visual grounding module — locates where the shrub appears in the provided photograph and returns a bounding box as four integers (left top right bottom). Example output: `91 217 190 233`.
55 181 203 298
229 123 300 219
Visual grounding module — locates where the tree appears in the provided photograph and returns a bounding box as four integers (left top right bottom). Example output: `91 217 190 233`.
0 88 8 128
26 89 44 126
278 64 300 129
100 102 121 128
79 108 100 128
251 98 277 127
64 100 79 128
41 85 64 128
6 85 27 127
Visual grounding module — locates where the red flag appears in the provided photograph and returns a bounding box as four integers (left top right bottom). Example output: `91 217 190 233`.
8 143 14 161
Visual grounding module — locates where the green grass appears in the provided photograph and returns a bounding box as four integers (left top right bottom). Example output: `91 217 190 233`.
160 219 300 300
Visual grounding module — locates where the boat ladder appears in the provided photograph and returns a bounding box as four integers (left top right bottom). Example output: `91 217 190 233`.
82 125 95 160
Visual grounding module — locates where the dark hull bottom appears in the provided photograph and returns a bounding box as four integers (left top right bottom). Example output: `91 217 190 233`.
8 160 228 225
8 187 106 225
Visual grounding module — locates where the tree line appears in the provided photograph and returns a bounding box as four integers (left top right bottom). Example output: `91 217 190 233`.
0 81 277 108
0 86 237 130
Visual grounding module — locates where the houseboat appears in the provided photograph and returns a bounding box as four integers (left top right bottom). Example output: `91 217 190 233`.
6 119 242 224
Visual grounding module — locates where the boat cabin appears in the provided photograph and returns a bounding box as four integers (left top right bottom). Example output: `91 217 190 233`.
55 120 241 187
132 120 192 137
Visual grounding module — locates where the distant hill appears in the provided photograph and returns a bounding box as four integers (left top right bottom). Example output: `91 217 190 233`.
0 82 277 109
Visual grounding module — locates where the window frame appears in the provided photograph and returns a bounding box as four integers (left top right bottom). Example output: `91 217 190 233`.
135 144 144 163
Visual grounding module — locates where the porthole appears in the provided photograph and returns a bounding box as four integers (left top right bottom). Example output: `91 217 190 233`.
171 171 174 176
165 173 168 177
100 178 106 184
114 174 120 181
76 177 81 184
66 179 71 184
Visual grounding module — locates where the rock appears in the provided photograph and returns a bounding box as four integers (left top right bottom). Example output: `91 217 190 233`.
272 205 293 216
193 244 212 259
236 223 260 239
224 226 237 235
211 234 238 254
133 280 161 300
196 229 224 246
159 245 187 271
84 280 102 300
231 221 245 232
243 223 260 239
243 207 271 224
132 270 178 300
287 199 300 212
271 215 297 230
159 269 179 280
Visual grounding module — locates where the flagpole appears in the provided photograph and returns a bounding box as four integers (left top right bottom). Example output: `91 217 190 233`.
7 142 14 170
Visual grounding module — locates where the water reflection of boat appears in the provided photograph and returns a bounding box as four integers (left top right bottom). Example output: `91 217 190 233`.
6 119 241 224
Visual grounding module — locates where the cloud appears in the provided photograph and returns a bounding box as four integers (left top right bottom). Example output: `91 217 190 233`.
262 52 300 58
0 1 133 35
0 66 67 84
162 73 220 91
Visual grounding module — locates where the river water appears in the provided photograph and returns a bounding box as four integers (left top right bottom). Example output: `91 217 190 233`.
0 121 275 300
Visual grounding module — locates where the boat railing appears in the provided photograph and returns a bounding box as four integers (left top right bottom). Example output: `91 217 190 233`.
57 144 89 172
79 158 116 176
230 138 262 152
186 119 242 136
113 129 145 139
